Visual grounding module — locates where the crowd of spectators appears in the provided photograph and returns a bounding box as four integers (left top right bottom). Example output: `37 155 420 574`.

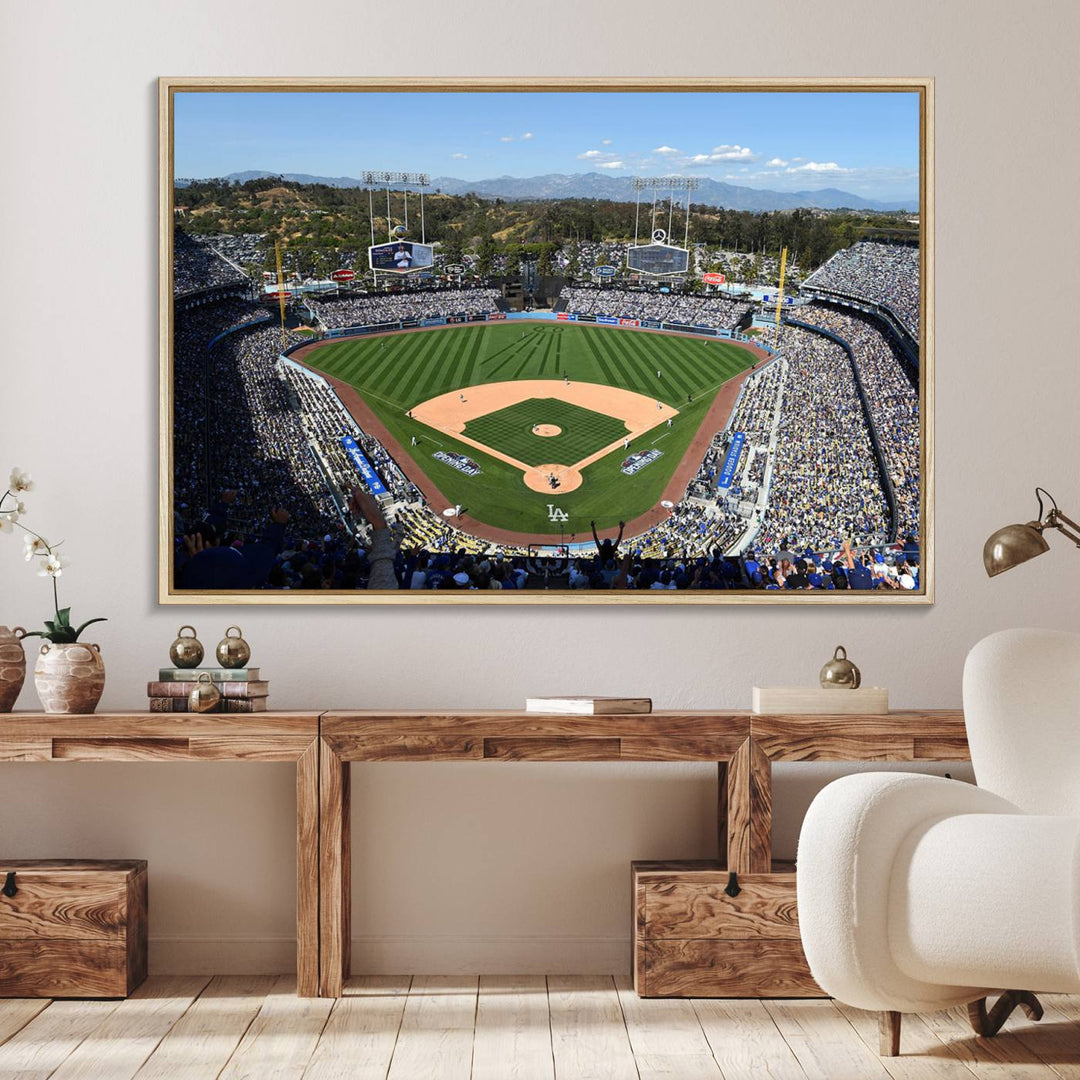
278 363 417 506
168 261 920 591
308 287 502 330
191 233 266 271
752 323 891 554
801 241 919 340
174 231 249 297
739 542 920 591
696 247 800 287
791 304 921 537
558 286 753 330
554 240 628 274
173 306 353 587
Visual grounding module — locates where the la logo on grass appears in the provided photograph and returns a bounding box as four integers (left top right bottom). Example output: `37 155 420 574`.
547 505 569 523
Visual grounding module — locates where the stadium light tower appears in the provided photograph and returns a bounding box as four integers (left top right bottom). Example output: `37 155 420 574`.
631 176 700 251
362 170 432 288
362 170 432 244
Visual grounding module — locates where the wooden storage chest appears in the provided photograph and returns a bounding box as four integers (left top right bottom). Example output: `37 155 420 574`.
0 859 148 997
632 859 822 998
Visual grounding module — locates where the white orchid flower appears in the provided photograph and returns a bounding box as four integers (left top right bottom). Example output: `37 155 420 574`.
8 469 33 493
23 534 49 560
0 514 14 534
38 553 69 578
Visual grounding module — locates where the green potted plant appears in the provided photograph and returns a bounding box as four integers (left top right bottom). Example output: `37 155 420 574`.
1 468 107 714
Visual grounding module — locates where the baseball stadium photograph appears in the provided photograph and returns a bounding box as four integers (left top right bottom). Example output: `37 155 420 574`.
161 79 931 602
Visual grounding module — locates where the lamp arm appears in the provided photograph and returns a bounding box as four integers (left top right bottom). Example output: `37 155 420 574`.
1047 509 1080 548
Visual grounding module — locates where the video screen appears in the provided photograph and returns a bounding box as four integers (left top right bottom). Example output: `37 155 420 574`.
626 244 690 276
368 241 434 274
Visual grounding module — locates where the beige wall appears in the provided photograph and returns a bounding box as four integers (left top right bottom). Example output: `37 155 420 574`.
2 0 1078 973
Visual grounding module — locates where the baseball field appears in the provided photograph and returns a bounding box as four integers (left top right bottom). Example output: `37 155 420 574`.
297 322 759 539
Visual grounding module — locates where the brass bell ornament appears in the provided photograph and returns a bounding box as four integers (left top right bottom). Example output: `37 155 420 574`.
188 672 221 713
820 645 861 689
169 625 204 669
215 626 251 669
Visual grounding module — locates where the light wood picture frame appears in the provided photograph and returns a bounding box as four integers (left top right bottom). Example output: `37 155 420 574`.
160 77 933 605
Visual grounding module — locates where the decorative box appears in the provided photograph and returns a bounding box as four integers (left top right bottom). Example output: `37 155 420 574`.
0 859 148 997
632 860 821 998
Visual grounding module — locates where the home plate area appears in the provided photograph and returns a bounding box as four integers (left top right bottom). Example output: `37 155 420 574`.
410 379 677 496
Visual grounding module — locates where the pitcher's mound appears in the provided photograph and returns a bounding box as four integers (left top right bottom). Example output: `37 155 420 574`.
531 424 562 437
523 464 583 493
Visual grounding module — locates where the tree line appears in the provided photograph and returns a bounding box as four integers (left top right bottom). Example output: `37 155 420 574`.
175 177 916 278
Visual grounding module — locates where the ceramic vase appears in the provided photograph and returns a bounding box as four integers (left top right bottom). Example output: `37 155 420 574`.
34 642 106 714
0 626 27 713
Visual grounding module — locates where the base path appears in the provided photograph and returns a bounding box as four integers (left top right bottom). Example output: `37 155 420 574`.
289 327 771 546
412 378 676 496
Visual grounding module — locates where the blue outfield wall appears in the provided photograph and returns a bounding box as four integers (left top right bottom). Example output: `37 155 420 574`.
294 309 772 355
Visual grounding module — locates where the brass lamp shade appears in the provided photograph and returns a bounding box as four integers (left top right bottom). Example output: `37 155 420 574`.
983 522 1050 577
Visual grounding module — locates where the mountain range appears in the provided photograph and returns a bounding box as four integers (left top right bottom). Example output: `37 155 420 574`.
179 170 918 214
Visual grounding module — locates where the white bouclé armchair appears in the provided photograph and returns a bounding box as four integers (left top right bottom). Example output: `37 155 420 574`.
797 628 1080 1055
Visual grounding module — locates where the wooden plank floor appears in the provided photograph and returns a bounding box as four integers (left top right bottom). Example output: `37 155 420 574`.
1 977 1078 1079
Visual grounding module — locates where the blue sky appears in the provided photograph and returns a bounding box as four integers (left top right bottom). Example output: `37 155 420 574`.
175 91 920 200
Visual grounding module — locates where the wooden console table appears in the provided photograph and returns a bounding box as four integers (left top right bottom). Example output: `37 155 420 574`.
318 708 969 998
1 708 971 999
0 712 321 997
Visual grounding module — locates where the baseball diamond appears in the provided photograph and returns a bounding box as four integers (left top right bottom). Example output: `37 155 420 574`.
464 399 631 467
294 322 758 540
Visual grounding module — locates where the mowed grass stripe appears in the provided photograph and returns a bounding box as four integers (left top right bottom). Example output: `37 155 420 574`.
579 328 622 388
485 330 539 377
400 331 459 402
390 334 436 403
446 326 479 393
593 329 654 400
360 333 420 390
614 329 671 397
331 340 368 383
459 324 489 387
418 330 470 402
660 338 713 396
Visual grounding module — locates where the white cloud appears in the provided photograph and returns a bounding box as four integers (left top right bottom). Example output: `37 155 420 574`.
653 145 679 155
521 132 533 140
597 160 625 169
451 152 467 159
686 144 758 165
766 157 788 167
788 161 849 173
578 149 603 159
499 135 515 142
601 138 612 145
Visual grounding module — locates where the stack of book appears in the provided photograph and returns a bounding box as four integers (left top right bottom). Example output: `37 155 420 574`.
147 668 269 713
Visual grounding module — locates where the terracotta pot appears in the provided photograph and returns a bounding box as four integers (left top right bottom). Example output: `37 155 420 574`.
0 626 27 713
34 642 106 715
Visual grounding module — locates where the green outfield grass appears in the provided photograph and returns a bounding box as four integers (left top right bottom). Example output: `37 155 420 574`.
463 398 630 467
303 323 756 536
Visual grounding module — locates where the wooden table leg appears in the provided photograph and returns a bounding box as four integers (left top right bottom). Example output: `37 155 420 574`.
726 738 772 874
319 738 351 997
296 738 320 997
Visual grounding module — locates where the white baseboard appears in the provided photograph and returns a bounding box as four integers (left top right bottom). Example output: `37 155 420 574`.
149 935 630 975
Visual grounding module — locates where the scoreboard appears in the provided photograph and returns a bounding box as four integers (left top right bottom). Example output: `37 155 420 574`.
368 240 434 275
626 243 690 276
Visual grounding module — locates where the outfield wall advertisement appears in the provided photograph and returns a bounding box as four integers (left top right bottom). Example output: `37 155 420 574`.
313 309 771 353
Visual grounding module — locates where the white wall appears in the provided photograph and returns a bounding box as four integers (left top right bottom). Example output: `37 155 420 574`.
2 0 1078 974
